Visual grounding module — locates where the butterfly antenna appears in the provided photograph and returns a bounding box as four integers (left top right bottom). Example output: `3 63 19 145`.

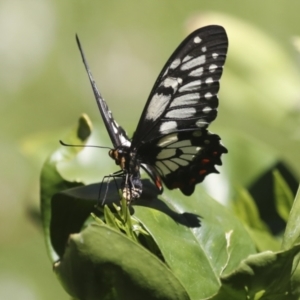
59 140 111 150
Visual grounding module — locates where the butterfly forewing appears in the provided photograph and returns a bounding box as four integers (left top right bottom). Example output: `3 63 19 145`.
76 35 131 149
132 25 228 195
132 25 228 147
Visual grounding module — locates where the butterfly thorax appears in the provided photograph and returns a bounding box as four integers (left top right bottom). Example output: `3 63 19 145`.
109 147 143 202
109 147 129 170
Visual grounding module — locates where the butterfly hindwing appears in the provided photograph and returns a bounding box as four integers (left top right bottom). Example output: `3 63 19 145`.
139 130 227 195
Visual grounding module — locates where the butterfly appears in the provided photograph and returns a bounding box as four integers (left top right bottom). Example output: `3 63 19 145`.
76 25 228 203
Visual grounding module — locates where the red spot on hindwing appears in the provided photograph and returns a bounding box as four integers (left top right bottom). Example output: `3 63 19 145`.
155 178 163 190
202 158 210 164
189 178 196 185
199 169 207 175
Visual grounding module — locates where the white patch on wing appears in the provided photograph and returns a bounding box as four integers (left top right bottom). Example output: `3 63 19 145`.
205 77 213 84
162 67 169 78
196 119 208 127
155 161 171 175
170 58 181 69
164 160 179 172
181 55 206 70
172 158 189 166
168 140 192 148
146 93 171 121
181 146 200 154
189 67 204 77
112 123 118 134
212 53 219 59
194 36 202 43
202 46 207 52
181 154 196 161
178 80 201 92
120 135 131 147
157 148 176 159
205 92 213 100
166 107 196 119
203 106 212 113
159 121 177 134
170 93 200 107
162 77 181 92
209 64 218 72
157 133 178 147
182 55 192 63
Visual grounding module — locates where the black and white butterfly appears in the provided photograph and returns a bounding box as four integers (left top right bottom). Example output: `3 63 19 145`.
76 25 228 203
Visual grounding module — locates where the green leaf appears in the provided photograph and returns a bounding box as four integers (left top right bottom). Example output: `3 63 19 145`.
54 223 189 300
273 170 294 222
243 227 281 253
290 261 300 298
282 185 300 250
134 189 256 299
40 114 91 262
207 244 300 299
231 185 280 251
49 180 157 262
232 185 269 232
104 205 121 232
49 179 256 299
50 186 97 258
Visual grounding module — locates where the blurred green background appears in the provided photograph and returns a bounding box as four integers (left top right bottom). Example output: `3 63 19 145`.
1 0 300 299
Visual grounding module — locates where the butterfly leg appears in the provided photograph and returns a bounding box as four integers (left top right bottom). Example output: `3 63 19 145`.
96 170 124 206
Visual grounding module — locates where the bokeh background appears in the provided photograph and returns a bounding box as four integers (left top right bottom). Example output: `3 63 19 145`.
1 1 300 299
